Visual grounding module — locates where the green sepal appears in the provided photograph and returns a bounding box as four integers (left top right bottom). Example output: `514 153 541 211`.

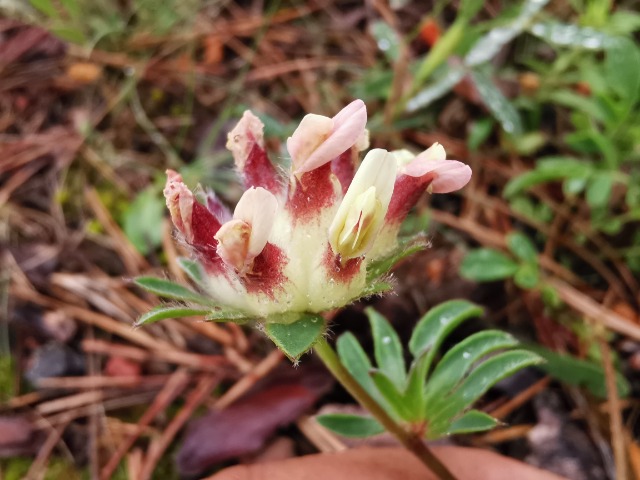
265 314 325 361
205 309 252 323
177 257 205 286
134 276 215 306
366 236 428 282
135 305 211 326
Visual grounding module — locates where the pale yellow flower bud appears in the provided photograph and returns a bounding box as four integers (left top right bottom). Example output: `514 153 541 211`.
329 149 396 260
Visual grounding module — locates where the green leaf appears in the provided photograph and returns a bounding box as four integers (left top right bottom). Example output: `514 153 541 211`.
459 249 519 282
545 91 612 124
586 174 613 209
506 232 538 262
316 414 384 438
608 11 640 35
337 333 385 405
265 314 325 361
408 300 484 384
424 330 519 406
367 308 406 389
513 263 540 289
467 117 495 151
605 37 640 101
406 66 465 111
464 0 550 66
504 157 592 198
427 350 542 436
414 19 465 87
470 68 523 135
446 410 500 435
177 258 205 286
370 370 414 420
403 353 430 420
366 236 428 282
135 306 211 326
529 22 615 49
122 187 165 255
527 346 629 398
52 27 86 44
59 0 81 18
30 0 58 17
134 277 215 306
371 21 401 63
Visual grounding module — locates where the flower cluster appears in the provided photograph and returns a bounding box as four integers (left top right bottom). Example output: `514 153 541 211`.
163 100 471 322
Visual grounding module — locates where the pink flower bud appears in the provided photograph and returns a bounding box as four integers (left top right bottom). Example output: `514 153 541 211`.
163 170 222 267
226 111 281 192
400 143 471 194
287 99 367 175
386 144 471 224
215 187 278 274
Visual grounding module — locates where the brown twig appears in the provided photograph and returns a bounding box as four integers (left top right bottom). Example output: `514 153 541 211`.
82 338 229 372
138 374 220 480
549 279 640 342
100 369 191 480
25 420 70 480
214 348 283 409
489 377 551 420
598 330 628 480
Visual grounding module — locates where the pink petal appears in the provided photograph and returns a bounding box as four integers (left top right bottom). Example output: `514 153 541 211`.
289 100 368 175
227 111 281 192
427 161 472 193
163 170 222 269
226 111 265 168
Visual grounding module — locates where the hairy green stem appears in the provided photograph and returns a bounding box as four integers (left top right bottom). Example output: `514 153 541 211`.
313 337 459 480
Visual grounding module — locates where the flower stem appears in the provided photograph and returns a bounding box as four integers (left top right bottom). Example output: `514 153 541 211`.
313 337 459 480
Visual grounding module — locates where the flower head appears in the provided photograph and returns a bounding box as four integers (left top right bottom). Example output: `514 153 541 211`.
160 101 471 322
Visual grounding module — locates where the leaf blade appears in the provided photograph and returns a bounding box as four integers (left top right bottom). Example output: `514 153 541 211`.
445 410 500 435
460 249 519 282
367 308 406 389
316 414 384 438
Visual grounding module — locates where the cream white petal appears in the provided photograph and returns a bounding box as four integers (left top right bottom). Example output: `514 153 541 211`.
233 186 279 258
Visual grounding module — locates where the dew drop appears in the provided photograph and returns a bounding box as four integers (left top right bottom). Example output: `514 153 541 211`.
377 39 390 51
382 336 392 345
462 351 471 359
